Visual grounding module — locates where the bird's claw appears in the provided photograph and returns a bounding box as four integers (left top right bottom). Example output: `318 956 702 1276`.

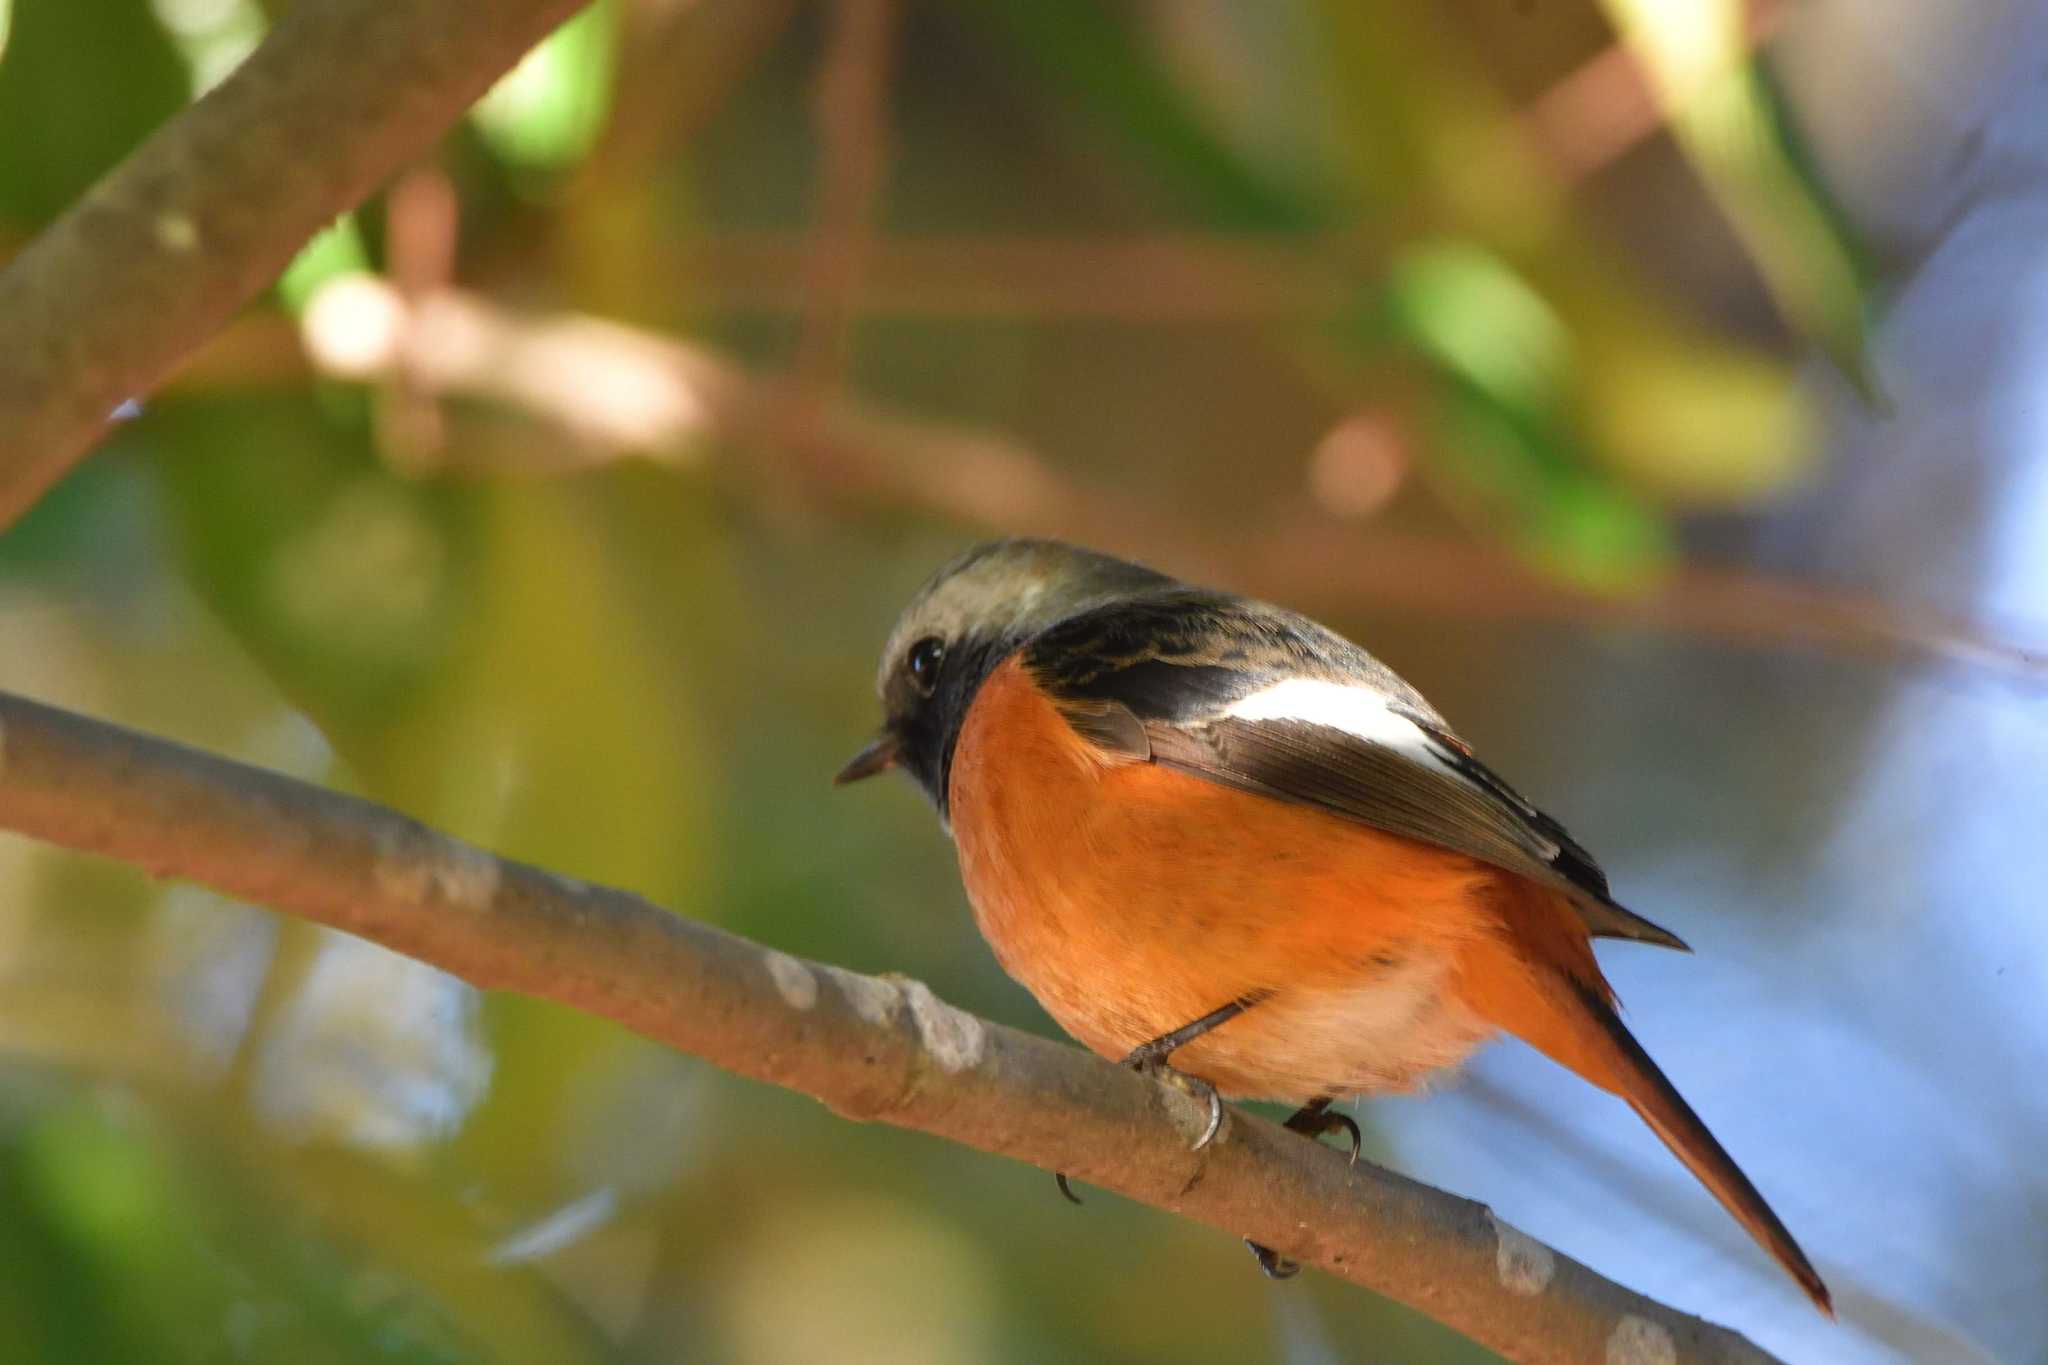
1050 1059 1229 1210
1122 1052 1226 1150
1184 1075 1225 1150
1247 1241 1301 1279
1298 1108 1362 1165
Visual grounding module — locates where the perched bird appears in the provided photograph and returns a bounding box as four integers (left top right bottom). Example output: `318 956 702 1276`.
837 538 1830 1311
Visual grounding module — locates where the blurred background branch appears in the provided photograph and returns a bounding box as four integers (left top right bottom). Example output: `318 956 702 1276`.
0 687 1786 1365
791 0 899 404
178 273 2048 684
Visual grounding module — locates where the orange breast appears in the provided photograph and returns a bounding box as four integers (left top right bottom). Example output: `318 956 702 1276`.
948 656 1515 1103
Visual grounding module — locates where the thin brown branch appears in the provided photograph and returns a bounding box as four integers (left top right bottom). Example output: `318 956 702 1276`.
296 280 731 463
268 278 2048 683
0 689 1785 1365
674 232 1349 320
792 0 900 400
0 0 592 530
377 166 464 468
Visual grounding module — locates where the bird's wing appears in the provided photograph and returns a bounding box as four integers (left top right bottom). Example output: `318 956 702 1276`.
1022 594 1688 951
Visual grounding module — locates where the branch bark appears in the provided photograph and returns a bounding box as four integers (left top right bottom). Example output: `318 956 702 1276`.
0 0 591 529
0 689 1785 1365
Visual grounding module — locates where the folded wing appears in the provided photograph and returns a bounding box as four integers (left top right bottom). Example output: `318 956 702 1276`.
1023 595 1687 952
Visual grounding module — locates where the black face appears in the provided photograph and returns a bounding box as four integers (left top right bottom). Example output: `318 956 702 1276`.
885 628 1014 816
844 539 1186 815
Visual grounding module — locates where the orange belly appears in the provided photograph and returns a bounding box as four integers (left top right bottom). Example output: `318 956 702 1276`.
948 656 1507 1103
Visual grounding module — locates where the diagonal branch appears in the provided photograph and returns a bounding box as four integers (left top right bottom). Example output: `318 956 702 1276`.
0 0 592 529
0 688 1785 1365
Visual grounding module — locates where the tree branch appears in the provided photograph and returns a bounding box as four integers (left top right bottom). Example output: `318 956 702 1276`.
0 689 1784 1365
0 0 591 529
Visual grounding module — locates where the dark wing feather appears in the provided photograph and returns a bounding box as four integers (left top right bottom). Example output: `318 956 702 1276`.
1391 705 1615 903
1023 593 1688 952
1144 715 1686 950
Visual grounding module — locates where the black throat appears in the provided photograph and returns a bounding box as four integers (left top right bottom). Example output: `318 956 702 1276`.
893 629 1022 821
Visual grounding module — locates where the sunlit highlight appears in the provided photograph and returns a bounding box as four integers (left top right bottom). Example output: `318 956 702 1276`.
148 0 264 95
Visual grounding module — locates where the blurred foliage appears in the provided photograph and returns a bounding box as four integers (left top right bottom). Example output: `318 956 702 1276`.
0 0 1878 1360
0 0 185 220
1599 0 1877 398
966 0 1324 231
471 0 619 180
277 215 371 314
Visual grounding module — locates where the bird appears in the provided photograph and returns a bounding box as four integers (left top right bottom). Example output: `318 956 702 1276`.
835 537 1830 1312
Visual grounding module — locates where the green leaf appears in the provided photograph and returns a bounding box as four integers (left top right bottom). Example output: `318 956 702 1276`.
1584 342 1818 506
150 0 267 96
1433 383 1675 591
0 0 188 222
1598 0 1880 398
1384 242 1574 419
1367 242 1674 587
470 0 619 180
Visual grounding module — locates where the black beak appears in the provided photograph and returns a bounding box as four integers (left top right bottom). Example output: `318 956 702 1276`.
834 730 901 786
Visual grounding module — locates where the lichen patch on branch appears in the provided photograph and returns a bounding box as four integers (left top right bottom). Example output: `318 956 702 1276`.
153 214 201 254
1608 1315 1680 1365
1493 1213 1559 1296
370 822 501 912
764 950 820 1011
900 978 987 1074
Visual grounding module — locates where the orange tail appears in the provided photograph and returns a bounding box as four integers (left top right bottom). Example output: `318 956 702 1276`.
1458 886 1834 1315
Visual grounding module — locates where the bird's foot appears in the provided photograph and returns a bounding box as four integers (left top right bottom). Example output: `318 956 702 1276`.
1057 1000 1261 1207
1288 1105 1362 1166
1051 1050 1231 1208
1121 1049 1226 1150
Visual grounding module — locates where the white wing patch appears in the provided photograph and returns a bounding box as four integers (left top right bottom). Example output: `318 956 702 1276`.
1223 677 1451 771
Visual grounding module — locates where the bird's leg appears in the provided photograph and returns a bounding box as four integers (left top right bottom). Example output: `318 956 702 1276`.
1245 1096 1360 1279
1120 990 1272 1149
1054 990 1273 1203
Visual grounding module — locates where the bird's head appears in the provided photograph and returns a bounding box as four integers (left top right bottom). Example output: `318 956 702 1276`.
835 538 1173 811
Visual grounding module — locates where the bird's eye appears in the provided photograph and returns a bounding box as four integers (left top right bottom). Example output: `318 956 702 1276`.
905 636 946 695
